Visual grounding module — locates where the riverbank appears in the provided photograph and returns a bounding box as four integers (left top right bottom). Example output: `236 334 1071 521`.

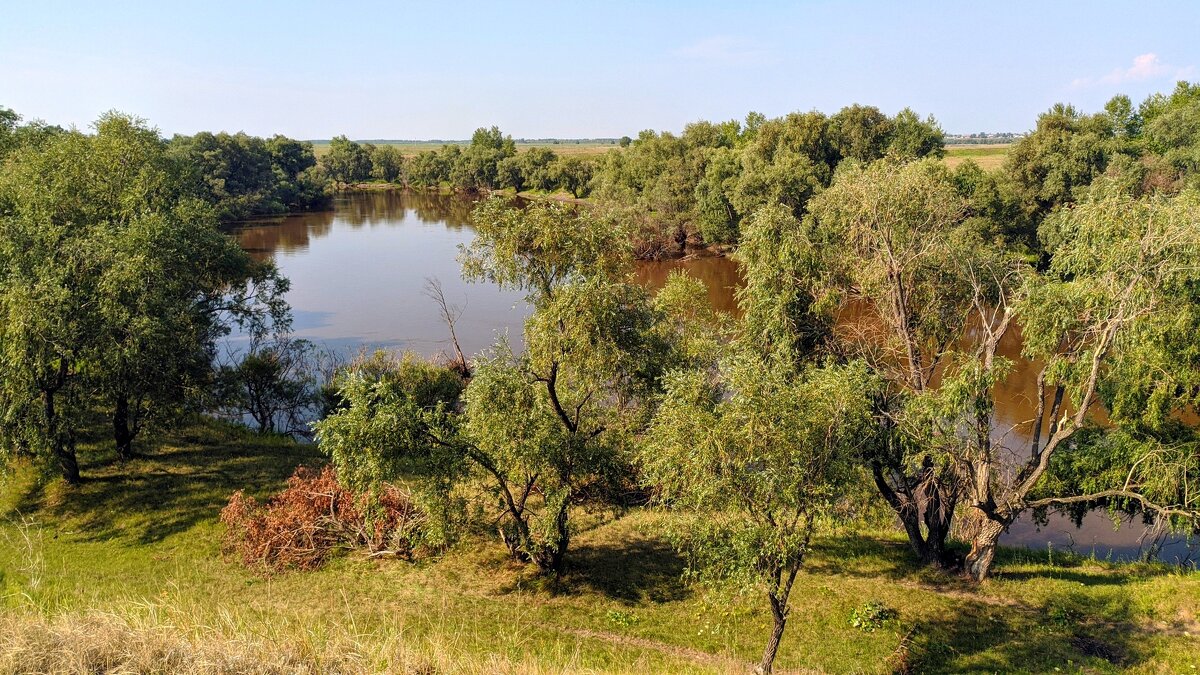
2 417 1197 673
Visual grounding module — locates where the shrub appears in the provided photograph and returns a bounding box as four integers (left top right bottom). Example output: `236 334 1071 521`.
849 600 899 632
220 466 425 572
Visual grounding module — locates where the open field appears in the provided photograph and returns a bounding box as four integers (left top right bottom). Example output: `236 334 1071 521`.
2 419 1197 673
944 144 1011 171
310 140 621 158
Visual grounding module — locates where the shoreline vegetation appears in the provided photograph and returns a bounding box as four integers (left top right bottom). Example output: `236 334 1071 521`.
4 81 1200 673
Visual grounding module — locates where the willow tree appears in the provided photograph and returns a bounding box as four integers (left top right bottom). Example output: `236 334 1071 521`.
318 198 680 573
798 158 1023 566
802 158 1200 579
644 356 878 674
955 189 1200 580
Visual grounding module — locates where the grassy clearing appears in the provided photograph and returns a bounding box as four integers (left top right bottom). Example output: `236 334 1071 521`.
1 419 1197 673
944 144 1011 171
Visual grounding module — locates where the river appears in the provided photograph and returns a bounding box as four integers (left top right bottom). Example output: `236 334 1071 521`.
236 190 1197 565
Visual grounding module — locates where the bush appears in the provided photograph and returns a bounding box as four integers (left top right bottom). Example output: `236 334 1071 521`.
849 600 899 632
220 466 425 572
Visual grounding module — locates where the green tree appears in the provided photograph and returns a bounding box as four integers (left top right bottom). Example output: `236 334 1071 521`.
319 199 676 573
170 131 328 220
829 104 893 162
368 144 406 183
321 135 373 183
0 112 290 480
550 155 594 197
0 105 19 159
495 155 525 192
956 189 1200 579
693 146 741 244
96 201 289 458
887 107 946 160
805 158 1021 566
1001 103 1119 246
644 357 878 674
450 127 517 191
408 149 452 187
518 147 558 191
732 111 836 221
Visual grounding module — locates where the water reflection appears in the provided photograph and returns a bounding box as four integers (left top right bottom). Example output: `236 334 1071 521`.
236 190 1196 563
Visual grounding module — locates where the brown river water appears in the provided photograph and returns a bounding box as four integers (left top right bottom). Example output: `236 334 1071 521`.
236 190 1197 564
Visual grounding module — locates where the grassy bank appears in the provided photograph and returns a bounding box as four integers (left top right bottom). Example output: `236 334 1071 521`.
1 419 1197 673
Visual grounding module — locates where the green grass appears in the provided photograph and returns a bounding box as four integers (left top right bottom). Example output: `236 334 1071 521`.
2 419 1198 673
944 144 1011 171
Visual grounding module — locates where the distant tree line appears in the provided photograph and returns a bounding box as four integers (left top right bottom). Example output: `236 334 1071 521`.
318 126 597 199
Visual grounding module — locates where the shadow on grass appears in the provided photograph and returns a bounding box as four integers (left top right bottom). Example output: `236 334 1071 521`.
563 535 690 604
804 534 930 582
903 588 1148 673
6 419 324 546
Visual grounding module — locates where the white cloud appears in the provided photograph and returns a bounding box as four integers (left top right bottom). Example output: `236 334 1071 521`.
1071 53 1194 89
673 36 774 66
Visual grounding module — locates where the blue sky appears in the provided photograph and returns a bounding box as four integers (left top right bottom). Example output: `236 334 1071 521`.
2 1 1198 139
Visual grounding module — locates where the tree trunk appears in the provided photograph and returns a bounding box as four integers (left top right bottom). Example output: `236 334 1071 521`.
757 593 788 674
534 498 571 575
55 440 80 484
113 394 135 461
44 388 80 484
964 518 1005 581
922 486 954 566
872 463 953 567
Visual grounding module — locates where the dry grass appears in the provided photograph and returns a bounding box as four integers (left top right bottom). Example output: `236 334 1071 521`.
0 610 604 675
943 144 1011 171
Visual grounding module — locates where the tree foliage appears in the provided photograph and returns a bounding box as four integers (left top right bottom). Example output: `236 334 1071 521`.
318 199 684 572
644 357 878 673
0 112 290 481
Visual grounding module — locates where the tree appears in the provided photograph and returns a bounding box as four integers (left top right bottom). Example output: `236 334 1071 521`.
0 105 19 159
95 202 289 459
955 189 1200 580
732 111 836 222
495 155 525 192
693 146 741 244
0 112 291 481
450 127 517 192
368 144 406 183
644 357 878 674
170 131 329 220
215 336 322 437
803 158 1021 566
318 198 677 573
887 107 946 160
408 149 452 187
265 135 330 212
1002 103 1119 246
618 135 632 148
321 135 372 183
829 104 892 163
0 113 179 481
550 155 594 197
1139 81 1200 186
518 147 558 191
